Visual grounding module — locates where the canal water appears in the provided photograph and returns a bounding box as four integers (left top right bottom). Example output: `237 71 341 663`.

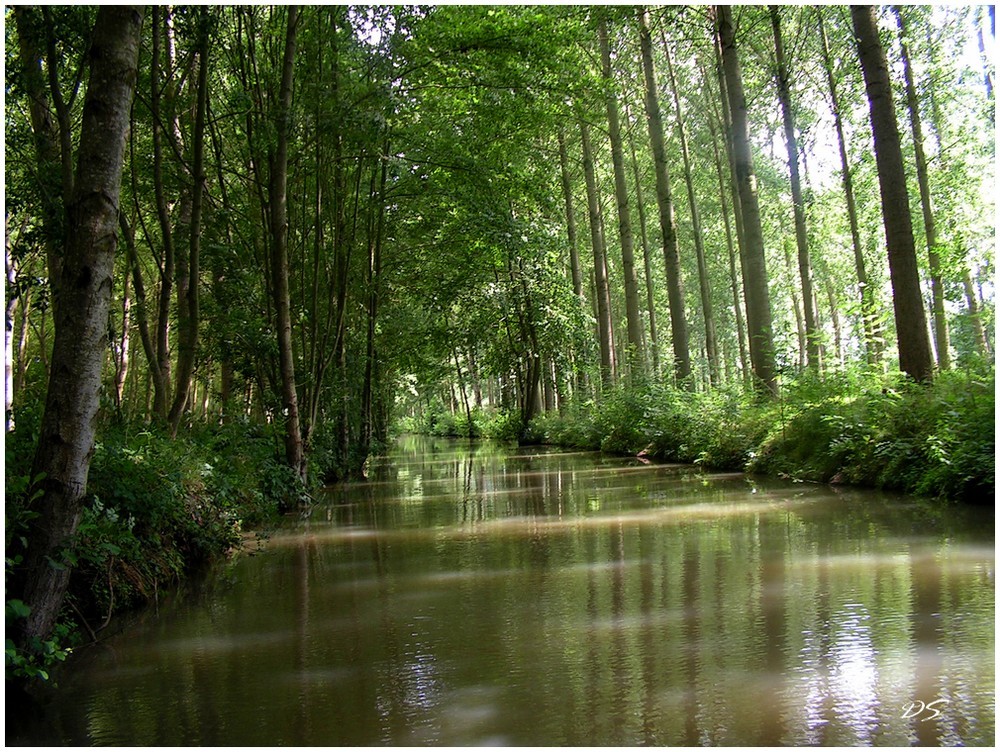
13 436 995 746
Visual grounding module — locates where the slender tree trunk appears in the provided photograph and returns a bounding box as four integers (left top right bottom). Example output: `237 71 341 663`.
557 130 589 394
771 6 820 370
817 10 883 367
113 253 132 412
894 6 950 371
782 232 806 367
269 6 306 481
715 5 777 395
626 125 660 376
824 277 844 366
580 120 615 389
362 140 388 456
662 33 719 385
639 8 691 386
703 82 750 386
16 5 143 652
599 16 645 377
149 7 175 420
852 5 934 382
5 214 16 432
168 9 210 434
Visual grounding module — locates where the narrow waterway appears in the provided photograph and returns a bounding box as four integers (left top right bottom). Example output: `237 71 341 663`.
14 436 995 746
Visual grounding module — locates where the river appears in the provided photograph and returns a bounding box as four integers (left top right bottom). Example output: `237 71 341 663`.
12 435 995 746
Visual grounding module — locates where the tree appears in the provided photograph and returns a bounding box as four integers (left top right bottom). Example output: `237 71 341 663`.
770 6 819 371
598 15 645 377
851 5 934 382
269 6 306 481
715 5 777 395
638 7 691 385
894 6 950 370
14 5 144 651
166 7 212 434
816 8 882 366
580 119 616 388
660 20 719 386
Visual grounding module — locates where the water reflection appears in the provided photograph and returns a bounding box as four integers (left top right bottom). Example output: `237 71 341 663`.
12 435 994 746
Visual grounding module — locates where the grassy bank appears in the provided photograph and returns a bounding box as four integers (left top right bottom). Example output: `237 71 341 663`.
410 366 995 503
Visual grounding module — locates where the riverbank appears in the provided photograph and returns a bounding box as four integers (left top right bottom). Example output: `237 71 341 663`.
4 415 307 685
411 366 995 504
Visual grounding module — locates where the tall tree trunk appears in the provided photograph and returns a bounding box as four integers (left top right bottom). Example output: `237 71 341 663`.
715 5 777 395
638 8 691 386
703 79 750 386
269 6 306 481
557 130 589 394
662 32 719 386
599 16 645 377
149 7 175 420
817 10 882 366
851 5 934 382
168 9 210 434
771 6 820 371
894 6 950 371
579 120 615 389
626 122 660 376
362 140 388 457
16 5 143 652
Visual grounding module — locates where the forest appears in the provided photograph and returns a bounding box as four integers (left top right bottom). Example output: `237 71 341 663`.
4 4 995 688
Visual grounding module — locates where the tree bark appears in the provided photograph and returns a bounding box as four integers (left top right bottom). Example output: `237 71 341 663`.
852 5 934 382
702 73 750 387
580 119 615 389
16 5 144 651
269 6 306 481
662 29 719 385
817 9 883 366
715 5 777 395
894 6 950 370
599 16 645 377
771 6 820 371
626 121 660 377
149 7 175 420
168 8 211 434
638 8 691 386
557 131 590 394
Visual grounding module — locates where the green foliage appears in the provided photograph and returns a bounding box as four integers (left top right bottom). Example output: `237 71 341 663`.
524 366 993 503
399 405 523 443
750 367 995 500
5 602 72 683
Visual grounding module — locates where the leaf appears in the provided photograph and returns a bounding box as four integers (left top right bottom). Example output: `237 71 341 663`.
7 599 31 619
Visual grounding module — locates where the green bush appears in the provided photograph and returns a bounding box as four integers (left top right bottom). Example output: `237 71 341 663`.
522 366 993 503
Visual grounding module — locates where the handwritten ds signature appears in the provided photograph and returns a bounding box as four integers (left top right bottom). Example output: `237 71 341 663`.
902 699 949 722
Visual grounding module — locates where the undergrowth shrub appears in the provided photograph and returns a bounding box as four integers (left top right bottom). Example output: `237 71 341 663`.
5 411 300 682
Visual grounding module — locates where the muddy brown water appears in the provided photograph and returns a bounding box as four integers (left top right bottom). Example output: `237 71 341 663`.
12 435 995 745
